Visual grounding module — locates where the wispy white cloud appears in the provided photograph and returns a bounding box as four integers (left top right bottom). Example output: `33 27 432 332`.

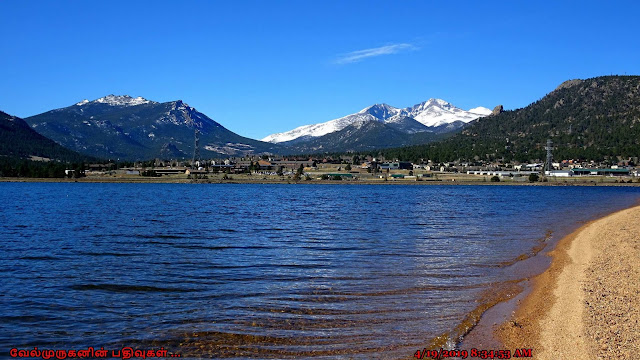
334 43 417 64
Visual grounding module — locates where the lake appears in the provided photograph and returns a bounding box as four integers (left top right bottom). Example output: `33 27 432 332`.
1 183 639 359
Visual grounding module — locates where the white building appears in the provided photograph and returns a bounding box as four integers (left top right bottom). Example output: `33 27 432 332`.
545 170 573 177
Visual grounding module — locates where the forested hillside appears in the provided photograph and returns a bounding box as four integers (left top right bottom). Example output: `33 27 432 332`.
375 76 640 163
0 111 89 162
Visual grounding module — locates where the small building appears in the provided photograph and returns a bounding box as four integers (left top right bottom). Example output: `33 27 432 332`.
270 160 315 171
154 167 187 175
233 161 252 173
524 163 544 171
185 169 208 175
326 173 354 179
257 160 273 170
545 170 573 177
467 170 539 178
572 168 630 176
380 161 413 170
210 164 234 172
87 163 115 171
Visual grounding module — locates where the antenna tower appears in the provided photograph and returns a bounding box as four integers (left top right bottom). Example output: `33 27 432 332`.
193 128 201 167
545 139 553 173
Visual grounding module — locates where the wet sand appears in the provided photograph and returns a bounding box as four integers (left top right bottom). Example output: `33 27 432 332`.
497 205 640 359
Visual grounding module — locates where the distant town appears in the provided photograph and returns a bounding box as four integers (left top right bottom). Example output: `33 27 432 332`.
62 153 640 184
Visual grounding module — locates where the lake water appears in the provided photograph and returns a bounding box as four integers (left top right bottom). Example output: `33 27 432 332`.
1 183 639 359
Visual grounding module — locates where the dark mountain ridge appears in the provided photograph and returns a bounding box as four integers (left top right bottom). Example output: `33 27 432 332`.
287 119 447 154
0 111 88 163
25 95 282 161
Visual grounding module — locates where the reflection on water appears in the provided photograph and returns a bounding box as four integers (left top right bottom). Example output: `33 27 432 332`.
1 183 638 358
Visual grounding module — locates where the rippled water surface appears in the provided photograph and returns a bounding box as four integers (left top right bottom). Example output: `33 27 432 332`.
1 183 639 359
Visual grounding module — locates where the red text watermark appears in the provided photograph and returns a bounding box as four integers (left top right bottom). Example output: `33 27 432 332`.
414 347 533 359
9 347 180 359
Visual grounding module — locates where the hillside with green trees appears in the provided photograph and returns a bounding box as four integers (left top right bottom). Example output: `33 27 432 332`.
0 111 89 162
374 76 640 163
0 111 92 177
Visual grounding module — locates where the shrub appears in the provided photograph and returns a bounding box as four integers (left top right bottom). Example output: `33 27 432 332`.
490 176 500 182
528 173 539 182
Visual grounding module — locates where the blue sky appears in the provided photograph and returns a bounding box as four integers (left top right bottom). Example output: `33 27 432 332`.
1 0 639 139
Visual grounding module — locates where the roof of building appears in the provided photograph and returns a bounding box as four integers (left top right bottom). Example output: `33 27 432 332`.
573 168 630 172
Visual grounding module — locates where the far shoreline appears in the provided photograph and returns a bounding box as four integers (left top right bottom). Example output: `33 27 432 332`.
1 176 639 186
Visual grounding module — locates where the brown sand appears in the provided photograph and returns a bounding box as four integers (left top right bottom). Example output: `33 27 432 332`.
497 205 640 359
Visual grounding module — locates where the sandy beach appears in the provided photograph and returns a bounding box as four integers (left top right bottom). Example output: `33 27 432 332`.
498 204 640 359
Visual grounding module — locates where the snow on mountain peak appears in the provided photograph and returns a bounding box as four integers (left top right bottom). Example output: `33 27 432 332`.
358 103 400 119
405 99 490 127
75 99 90 106
262 98 492 143
427 98 450 106
92 95 156 107
412 98 453 111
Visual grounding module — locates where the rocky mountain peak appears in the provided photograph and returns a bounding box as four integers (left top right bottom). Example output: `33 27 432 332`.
81 95 157 107
359 103 400 119
414 98 452 111
553 79 584 93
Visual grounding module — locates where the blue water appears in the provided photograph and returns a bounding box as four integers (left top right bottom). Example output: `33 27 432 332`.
1 183 639 359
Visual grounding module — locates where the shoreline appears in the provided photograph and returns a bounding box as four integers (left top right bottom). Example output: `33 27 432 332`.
496 204 640 359
1 176 639 186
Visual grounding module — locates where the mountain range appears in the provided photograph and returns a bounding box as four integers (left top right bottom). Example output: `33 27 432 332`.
262 99 491 144
24 95 281 161
16 96 486 160
8 75 637 164
283 119 443 154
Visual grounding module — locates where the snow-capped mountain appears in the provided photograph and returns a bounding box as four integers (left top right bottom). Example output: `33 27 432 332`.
76 95 157 107
287 118 442 154
262 104 401 143
25 95 281 160
399 99 492 127
262 99 491 143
